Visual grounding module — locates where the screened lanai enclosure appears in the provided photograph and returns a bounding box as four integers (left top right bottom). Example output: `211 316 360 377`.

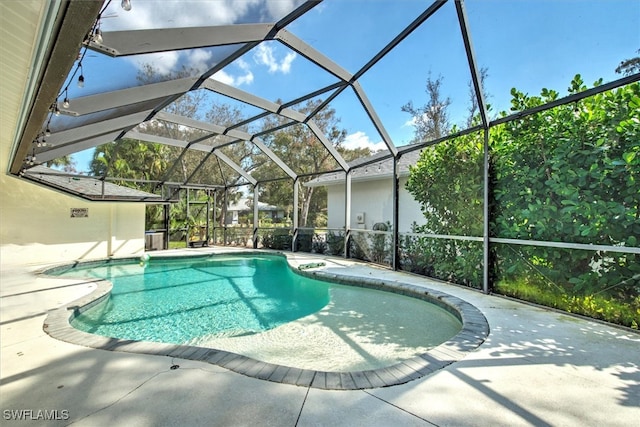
9 0 640 328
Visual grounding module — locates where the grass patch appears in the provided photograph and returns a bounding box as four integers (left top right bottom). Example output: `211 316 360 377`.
168 241 187 249
494 279 639 330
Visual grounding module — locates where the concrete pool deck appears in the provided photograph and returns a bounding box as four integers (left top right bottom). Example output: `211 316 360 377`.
1 248 639 426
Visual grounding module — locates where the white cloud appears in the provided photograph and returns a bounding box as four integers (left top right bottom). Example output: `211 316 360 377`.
253 44 296 74
186 49 213 74
343 131 387 152
211 69 235 86
264 0 305 19
102 0 262 31
210 58 254 87
132 51 180 76
280 52 296 73
236 71 254 86
102 0 305 31
403 116 418 127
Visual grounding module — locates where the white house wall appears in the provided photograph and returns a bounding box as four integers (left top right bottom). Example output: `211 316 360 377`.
0 1 146 267
396 176 427 232
0 172 146 266
325 176 424 233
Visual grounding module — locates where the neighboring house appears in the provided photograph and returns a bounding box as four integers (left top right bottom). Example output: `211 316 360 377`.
306 150 424 233
225 197 285 225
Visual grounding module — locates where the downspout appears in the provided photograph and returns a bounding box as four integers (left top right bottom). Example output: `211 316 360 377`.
483 129 490 294
293 178 299 252
253 184 259 249
344 170 352 258
392 155 399 270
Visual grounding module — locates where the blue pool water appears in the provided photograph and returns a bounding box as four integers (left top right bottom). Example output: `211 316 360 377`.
53 254 462 371
61 255 330 343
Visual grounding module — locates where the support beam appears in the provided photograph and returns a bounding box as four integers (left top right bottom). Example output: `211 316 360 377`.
155 111 298 180
455 0 489 128
155 110 226 134
88 24 274 57
392 156 399 270
253 184 259 249
251 137 298 180
126 131 193 150
125 130 233 154
483 128 490 294
275 29 352 82
36 130 123 163
58 78 198 116
44 110 153 147
203 79 307 122
223 188 228 244
344 170 352 258
306 120 350 172
293 178 299 251
351 82 397 156
211 149 257 186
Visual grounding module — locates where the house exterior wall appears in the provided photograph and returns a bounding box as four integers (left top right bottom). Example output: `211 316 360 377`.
0 173 145 266
0 1 145 267
325 176 424 233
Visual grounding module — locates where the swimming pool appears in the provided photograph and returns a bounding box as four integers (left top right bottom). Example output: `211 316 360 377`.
44 251 489 389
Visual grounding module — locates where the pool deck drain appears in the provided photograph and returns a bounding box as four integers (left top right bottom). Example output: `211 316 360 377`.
42 251 489 390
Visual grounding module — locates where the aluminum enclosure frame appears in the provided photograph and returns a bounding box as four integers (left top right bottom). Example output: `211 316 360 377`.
7 0 640 295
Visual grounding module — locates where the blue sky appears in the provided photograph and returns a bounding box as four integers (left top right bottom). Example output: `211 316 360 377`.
64 0 640 169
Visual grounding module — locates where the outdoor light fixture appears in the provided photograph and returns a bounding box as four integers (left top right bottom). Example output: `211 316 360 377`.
121 0 132 11
77 74 85 88
93 27 103 44
44 127 51 137
62 90 70 108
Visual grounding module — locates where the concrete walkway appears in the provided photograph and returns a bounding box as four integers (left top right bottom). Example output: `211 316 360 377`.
1 248 639 426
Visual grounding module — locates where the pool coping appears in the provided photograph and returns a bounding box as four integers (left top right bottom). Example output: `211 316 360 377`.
42 251 489 391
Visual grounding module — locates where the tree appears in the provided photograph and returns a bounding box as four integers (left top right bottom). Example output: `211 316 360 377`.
491 76 640 298
466 67 489 128
615 49 640 76
401 72 485 286
92 64 262 233
254 99 355 227
46 156 76 173
401 72 451 143
403 73 640 303
135 65 256 188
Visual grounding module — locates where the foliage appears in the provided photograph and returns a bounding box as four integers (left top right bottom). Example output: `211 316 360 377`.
401 72 451 143
45 156 76 173
349 225 393 266
326 230 345 256
405 129 484 237
91 138 169 183
261 228 293 250
254 99 366 228
491 77 640 298
295 230 314 252
398 226 483 289
494 278 639 329
404 75 639 325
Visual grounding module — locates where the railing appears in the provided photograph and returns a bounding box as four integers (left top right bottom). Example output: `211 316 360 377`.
294 228 345 256
398 232 483 290
348 229 394 268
